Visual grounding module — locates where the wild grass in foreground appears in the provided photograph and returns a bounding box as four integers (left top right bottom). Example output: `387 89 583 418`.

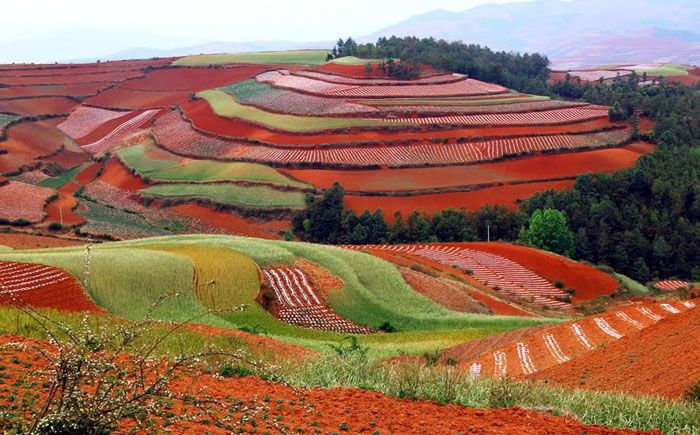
279 340 700 435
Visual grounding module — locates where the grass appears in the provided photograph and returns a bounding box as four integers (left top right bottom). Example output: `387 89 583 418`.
0 235 555 356
139 183 306 210
197 89 390 132
77 200 173 239
359 94 550 106
0 114 19 132
634 64 692 77
117 142 310 189
38 163 89 189
172 50 330 66
284 354 700 434
614 273 650 295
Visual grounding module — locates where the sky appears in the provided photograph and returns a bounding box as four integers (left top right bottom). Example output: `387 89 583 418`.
0 0 533 63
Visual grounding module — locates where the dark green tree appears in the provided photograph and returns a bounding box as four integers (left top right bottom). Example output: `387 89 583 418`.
525 209 575 257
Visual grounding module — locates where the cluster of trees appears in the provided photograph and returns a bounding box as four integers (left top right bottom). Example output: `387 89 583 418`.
328 36 550 93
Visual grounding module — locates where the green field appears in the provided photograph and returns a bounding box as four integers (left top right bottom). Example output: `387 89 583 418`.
0 235 553 356
39 162 89 189
139 183 306 210
0 114 19 133
173 50 331 66
118 142 310 189
197 89 390 132
633 63 692 77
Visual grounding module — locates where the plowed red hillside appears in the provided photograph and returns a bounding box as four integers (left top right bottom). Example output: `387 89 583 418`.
123 65 267 91
345 180 575 221
0 119 65 174
0 334 655 434
460 242 619 301
284 143 654 192
0 261 100 312
0 233 82 249
0 97 78 116
529 302 700 399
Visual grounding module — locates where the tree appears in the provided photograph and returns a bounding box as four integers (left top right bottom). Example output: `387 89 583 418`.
525 209 575 257
364 62 373 77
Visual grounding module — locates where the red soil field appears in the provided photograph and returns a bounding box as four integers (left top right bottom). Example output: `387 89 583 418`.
661 74 700 86
44 181 84 226
74 110 146 146
0 119 66 174
345 180 575 221
283 142 654 192
0 334 652 435
168 203 286 240
0 97 78 116
0 83 113 99
74 161 105 185
0 232 82 249
85 87 192 110
0 262 100 312
46 147 91 170
95 159 146 191
364 248 535 317
183 99 619 146
313 62 439 79
0 70 143 86
399 266 489 313
455 242 619 301
0 181 54 223
529 302 700 399
123 65 268 91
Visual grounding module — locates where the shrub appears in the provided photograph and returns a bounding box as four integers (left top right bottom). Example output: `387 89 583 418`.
220 364 253 378
378 322 396 333
554 280 565 289
48 222 63 231
683 380 700 403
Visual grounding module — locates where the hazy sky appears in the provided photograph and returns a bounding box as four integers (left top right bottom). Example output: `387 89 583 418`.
0 0 532 63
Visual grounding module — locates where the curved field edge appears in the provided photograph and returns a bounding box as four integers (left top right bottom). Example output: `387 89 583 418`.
0 235 556 356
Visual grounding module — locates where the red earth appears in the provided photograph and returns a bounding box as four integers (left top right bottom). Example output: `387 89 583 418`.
74 110 150 146
168 203 287 240
96 158 146 191
183 98 619 146
0 181 54 223
0 97 78 116
283 142 654 192
345 180 575 222
0 232 83 249
0 70 143 86
122 65 268 91
44 181 84 226
0 83 113 99
457 242 619 301
0 118 66 174
0 261 101 312
529 301 700 399
0 333 656 434
85 87 192 110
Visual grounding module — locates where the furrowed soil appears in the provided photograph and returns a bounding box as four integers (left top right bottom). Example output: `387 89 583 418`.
283 142 654 192
458 242 619 301
528 303 700 399
0 334 656 434
345 180 575 221
0 232 82 249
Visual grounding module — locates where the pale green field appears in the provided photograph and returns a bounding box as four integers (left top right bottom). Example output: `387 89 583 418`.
118 142 310 188
634 64 692 77
139 183 306 210
173 50 330 66
0 235 554 356
197 89 390 132
328 56 389 65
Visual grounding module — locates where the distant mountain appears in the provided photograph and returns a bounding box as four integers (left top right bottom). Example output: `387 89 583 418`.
362 0 700 68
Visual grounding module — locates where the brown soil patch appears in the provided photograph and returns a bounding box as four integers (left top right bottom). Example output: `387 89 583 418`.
44 181 84 226
168 203 286 239
0 232 83 249
398 266 490 313
294 258 343 300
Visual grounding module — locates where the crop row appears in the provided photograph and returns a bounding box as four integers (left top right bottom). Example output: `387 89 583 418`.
293 70 465 86
654 280 691 291
389 106 609 126
81 109 160 153
261 266 375 333
373 99 584 115
153 111 631 168
0 181 54 223
58 107 129 140
257 70 507 98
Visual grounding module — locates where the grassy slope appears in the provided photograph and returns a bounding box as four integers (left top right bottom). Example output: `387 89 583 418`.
0 235 554 357
327 56 388 65
634 64 691 76
139 183 306 210
173 50 330 66
39 163 89 189
0 114 19 131
118 142 310 188
196 89 388 132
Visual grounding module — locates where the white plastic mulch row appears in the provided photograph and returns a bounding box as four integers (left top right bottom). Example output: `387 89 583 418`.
543 333 570 363
262 266 374 334
616 312 643 329
493 351 507 378
57 106 127 139
0 261 71 295
82 109 159 153
593 317 623 339
387 106 609 126
654 280 690 291
516 342 537 375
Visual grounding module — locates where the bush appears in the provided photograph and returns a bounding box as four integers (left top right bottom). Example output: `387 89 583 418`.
554 280 565 289
378 321 396 333
219 364 253 378
683 380 700 403
48 222 63 231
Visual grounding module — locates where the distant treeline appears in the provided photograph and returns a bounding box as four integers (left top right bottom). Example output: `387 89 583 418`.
301 37 700 282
